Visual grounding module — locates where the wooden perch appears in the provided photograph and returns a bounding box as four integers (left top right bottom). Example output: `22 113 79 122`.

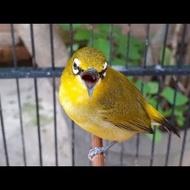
91 135 105 166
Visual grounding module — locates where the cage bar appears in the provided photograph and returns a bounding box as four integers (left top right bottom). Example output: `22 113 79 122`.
0 96 9 166
49 24 58 166
30 24 43 166
10 24 27 166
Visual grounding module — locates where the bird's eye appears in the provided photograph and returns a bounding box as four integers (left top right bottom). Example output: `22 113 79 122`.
72 58 80 75
73 62 78 70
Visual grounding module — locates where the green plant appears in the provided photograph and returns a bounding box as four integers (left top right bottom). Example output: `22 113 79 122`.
59 24 144 67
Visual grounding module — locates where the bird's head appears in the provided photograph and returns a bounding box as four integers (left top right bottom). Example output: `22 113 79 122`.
66 47 108 98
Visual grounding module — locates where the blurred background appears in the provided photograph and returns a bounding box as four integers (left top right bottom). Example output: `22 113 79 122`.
0 24 189 166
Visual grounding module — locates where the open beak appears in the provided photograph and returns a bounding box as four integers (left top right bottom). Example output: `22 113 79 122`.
80 68 100 98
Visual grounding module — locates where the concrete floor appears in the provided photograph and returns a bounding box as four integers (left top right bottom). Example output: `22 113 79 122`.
0 78 71 166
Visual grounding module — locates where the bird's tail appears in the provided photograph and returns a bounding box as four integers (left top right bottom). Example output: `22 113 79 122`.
146 103 180 138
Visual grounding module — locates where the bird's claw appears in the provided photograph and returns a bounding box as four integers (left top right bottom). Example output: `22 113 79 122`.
88 147 105 160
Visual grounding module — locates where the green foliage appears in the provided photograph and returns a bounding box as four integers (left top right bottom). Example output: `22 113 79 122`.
161 86 189 106
135 80 159 97
159 46 173 65
147 128 162 144
59 24 145 66
160 86 188 127
74 29 91 41
91 38 110 60
59 24 83 31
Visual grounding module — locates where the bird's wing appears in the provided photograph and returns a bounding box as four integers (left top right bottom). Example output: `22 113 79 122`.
96 67 154 134
98 90 153 134
97 88 154 134
102 105 154 134
112 118 154 134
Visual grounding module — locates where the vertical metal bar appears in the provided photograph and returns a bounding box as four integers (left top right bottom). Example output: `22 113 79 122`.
10 24 27 166
69 24 75 166
177 24 187 68
150 77 162 166
0 95 9 166
142 24 150 68
179 101 190 166
119 142 124 166
150 24 169 166
30 24 43 166
71 120 75 166
49 24 58 166
125 24 131 68
109 24 113 66
164 101 176 166
160 24 169 67
69 24 74 56
10 24 18 69
165 24 187 166
134 134 140 166
90 24 94 47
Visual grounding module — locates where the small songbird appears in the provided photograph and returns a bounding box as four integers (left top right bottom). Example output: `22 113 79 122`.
58 47 180 160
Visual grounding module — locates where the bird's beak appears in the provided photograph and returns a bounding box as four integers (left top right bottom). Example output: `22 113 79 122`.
80 68 100 98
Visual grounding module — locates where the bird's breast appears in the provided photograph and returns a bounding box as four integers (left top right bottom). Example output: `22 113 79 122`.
59 80 136 141
59 72 139 141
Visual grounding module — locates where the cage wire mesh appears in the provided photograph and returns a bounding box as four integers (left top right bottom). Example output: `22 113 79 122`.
0 24 190 166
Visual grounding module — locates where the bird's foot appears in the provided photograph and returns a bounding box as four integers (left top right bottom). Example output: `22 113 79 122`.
88 146 106 160
88 141 118 160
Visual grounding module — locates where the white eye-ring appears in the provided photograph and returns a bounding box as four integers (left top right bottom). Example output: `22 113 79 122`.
103 62 107 70
101 62 107 77
72 58 81 74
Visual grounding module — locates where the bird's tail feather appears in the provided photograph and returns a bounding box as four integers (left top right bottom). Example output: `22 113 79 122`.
146 104 180 138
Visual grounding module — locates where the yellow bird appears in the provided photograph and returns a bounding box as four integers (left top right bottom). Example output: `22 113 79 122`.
58 47 180 159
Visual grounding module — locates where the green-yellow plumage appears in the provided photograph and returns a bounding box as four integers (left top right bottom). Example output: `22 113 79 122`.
59 47 180 156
